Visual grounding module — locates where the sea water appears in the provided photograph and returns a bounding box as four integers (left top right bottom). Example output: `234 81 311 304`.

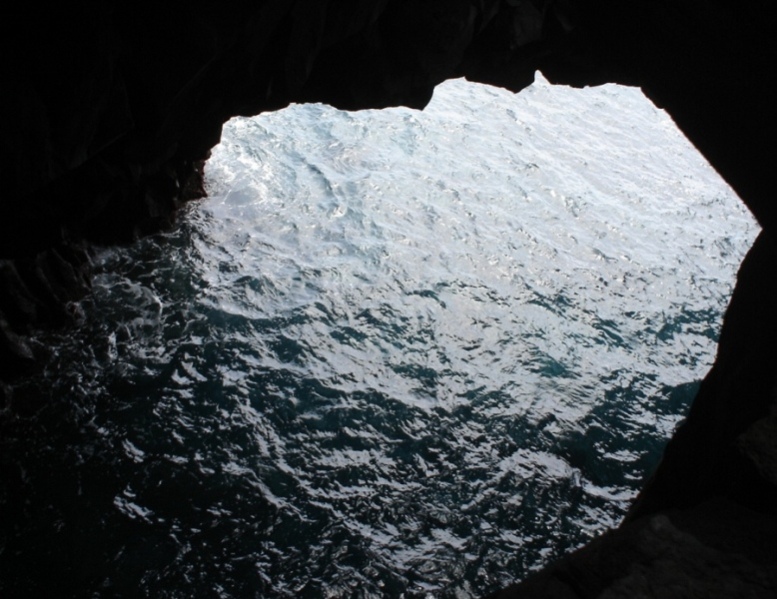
0 76 758 597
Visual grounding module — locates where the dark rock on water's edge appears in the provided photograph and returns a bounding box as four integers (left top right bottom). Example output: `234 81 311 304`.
490 232 777 597
628 231 777 521
1 1 775 596
488 499 777 598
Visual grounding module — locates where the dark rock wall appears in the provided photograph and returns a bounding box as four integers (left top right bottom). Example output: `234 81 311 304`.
2 0 776 595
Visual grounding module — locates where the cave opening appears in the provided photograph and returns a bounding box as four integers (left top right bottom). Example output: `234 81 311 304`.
1 76 758 597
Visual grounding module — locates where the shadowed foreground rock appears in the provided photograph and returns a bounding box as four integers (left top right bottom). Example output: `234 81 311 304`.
1 1 776 596
489 499 777 598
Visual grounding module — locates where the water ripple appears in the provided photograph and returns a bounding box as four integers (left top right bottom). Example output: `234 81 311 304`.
1 77 758 598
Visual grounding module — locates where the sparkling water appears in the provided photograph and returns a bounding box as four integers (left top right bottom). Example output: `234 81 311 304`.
0 76 757 598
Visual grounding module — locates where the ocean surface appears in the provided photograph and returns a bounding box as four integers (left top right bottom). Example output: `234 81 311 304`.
1 76 758 598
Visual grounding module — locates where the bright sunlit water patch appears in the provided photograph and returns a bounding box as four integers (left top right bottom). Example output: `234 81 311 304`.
0 76 758 598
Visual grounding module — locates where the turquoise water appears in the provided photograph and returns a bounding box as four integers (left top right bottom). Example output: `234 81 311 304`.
0 77 757 597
